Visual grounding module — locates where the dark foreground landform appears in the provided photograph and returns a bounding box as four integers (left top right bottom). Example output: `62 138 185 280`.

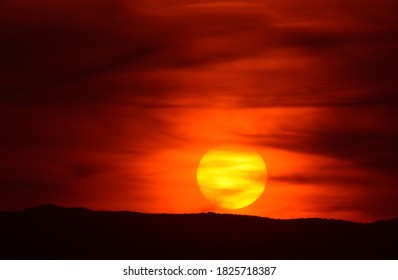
1 204 397 259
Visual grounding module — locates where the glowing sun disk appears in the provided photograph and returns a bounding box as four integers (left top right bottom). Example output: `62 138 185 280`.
197 145 267 209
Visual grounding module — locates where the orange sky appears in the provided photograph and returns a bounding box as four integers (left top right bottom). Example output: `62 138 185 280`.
1 0 398 222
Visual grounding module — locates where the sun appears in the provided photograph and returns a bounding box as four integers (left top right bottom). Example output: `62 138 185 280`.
197 145 267 209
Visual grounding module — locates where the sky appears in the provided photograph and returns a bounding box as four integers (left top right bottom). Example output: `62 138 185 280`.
1 0 398 222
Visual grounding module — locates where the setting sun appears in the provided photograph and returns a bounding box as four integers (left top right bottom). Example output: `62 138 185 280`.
197 145 267 209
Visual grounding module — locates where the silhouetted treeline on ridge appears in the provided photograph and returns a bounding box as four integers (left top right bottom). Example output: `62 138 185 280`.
0 204 397 259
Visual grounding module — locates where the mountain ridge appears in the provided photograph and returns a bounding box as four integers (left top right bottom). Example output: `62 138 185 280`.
12 204 397 224
1 204 397 260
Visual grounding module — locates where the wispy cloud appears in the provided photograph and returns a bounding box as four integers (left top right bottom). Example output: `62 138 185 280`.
1 0 397 220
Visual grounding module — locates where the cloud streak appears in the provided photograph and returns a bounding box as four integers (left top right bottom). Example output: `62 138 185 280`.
0 0 397 221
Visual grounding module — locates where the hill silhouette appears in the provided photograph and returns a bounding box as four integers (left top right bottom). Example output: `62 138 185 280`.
1 205 397 259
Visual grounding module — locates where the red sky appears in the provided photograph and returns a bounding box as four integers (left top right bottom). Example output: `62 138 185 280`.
1 0 398 221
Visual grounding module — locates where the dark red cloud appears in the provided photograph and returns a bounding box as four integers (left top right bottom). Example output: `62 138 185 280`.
0 0 398 220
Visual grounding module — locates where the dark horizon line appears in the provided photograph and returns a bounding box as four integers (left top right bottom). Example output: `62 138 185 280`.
3 203 398 224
